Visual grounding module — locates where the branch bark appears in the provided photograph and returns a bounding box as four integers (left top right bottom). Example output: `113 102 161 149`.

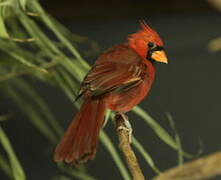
115 114 221 180
115 114 145 180
151 151 221 180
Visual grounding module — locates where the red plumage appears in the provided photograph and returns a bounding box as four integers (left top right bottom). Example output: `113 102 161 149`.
54 21 168 164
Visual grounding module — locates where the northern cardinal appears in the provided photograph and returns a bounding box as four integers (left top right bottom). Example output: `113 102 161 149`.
54 21 168 164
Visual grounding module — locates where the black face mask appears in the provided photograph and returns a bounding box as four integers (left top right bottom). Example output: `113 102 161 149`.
146 44 164 63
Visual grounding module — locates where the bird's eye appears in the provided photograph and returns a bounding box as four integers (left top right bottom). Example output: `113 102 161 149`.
148 42 155 49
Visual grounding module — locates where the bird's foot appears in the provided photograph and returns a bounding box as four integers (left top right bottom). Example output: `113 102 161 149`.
116 112 133 143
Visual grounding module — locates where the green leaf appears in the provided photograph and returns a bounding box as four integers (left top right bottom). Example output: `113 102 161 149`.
0 40 48 74
100 131 131 180
133 106 192 158
133 106 193 159
52 70 77 102
56 67 79 95
132 137 160 174
103 109 112 128
57 163 97 180
133 106 178 149
3 86 58 144
0 10 9 38
166 112 184 165
0 125 26 180
52 175 72 180
13 78 63 138
18 0 27 11
0 152 13 179
31 1 90 70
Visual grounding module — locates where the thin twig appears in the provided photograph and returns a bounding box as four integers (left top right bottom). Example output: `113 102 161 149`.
0 60 58 82
151 151 221 180
115 114 145 180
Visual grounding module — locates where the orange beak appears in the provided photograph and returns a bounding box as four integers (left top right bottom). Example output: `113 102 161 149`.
151 50 168 64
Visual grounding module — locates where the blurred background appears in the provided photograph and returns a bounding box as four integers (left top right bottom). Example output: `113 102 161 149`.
1 0 221 179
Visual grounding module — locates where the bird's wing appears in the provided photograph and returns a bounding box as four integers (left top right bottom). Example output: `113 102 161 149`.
77 61 145 98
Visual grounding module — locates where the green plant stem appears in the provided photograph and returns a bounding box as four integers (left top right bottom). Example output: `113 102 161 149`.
0 126 26 180
100 131 131 180
0 60 58 82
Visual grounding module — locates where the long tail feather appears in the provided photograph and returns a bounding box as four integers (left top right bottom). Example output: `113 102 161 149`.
54 97 106 164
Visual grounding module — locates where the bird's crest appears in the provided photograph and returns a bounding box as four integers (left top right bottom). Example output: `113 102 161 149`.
128 20 164 59
130 20 163 46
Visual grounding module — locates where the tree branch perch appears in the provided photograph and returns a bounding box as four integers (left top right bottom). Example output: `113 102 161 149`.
115 114 145 180
115 114 221 180
152 151 221 180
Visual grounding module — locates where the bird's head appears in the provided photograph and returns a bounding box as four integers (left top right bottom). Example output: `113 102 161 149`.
128 20 168 64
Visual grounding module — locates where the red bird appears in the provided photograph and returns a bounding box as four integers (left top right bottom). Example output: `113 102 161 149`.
54 21 168 164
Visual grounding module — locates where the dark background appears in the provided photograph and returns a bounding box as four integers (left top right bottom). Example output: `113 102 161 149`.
1 0 221 179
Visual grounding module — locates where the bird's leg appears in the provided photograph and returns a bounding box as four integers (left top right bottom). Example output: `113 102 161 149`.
116 112 133 143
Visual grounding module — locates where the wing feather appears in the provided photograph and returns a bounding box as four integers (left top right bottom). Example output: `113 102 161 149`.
78 62 144 97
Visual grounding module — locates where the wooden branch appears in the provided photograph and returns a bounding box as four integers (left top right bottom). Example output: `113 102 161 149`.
115 114 145 180
115 114 221 180
151 151 221 180
207 0 221 12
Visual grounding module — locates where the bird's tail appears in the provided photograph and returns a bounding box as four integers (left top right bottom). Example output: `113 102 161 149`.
54 97 106 164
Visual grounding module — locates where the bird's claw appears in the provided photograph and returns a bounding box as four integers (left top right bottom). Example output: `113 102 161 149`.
117 113 133 143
